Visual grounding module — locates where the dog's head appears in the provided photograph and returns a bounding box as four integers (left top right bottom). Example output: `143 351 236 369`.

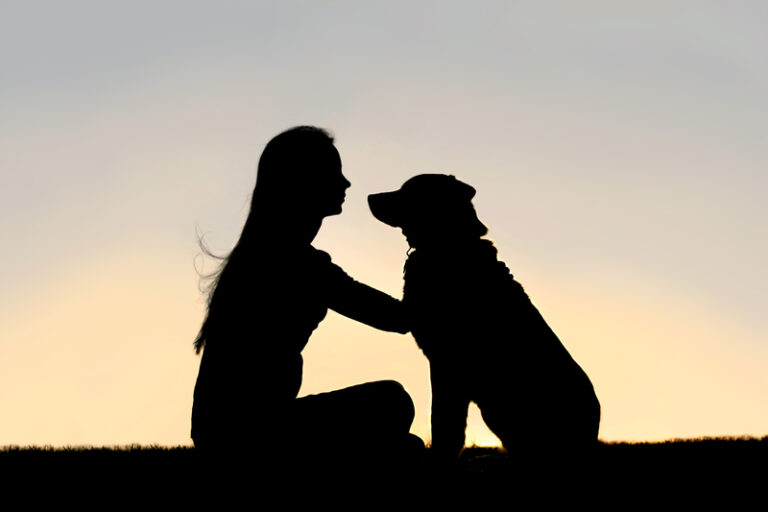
368 174 488 248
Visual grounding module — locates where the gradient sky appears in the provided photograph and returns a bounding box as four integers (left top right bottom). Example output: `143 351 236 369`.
1 1 766 447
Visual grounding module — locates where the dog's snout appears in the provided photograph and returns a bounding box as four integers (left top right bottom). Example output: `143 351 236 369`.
368 191 403 228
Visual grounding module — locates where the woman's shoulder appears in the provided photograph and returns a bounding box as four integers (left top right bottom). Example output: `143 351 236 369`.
308 246 354 282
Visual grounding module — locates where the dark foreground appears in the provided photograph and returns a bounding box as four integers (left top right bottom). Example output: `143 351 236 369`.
2 437 766 502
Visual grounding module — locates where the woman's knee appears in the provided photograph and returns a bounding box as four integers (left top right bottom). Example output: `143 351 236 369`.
373 380 415 430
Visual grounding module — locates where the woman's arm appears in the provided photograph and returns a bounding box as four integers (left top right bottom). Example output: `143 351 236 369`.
320 255 409 334
329 277 410 334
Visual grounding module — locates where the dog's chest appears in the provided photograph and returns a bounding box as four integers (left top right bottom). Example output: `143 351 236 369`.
402 250 496 356
402 248 504 307
402 253 458 310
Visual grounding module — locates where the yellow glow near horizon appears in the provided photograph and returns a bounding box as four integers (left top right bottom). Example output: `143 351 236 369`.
1 246 766 447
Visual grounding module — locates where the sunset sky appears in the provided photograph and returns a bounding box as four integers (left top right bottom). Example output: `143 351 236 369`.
1 1 766 447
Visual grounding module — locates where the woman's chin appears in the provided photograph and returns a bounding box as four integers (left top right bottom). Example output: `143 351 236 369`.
324 205 344 217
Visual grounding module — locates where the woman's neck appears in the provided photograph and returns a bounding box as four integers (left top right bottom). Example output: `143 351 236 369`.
297 218 322 245
270 216 322 245
246 209 324 245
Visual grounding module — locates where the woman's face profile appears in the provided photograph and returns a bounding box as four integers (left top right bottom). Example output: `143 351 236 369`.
312 143 350 217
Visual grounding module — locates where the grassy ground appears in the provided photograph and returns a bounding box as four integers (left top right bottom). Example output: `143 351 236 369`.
1 437 765 501
2 437 766 473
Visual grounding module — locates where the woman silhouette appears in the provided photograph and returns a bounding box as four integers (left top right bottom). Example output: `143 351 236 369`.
191 126 416 463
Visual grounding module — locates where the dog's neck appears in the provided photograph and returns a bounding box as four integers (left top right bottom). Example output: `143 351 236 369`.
407 237 497 257
403 237 518 302
404 239 504 277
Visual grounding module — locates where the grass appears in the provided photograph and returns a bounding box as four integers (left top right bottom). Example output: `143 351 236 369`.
2 437 766 499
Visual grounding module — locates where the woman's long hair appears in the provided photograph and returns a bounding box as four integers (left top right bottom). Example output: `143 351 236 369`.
193 126 335 353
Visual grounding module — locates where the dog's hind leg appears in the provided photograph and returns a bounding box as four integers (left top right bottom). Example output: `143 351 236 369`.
429 361 471 461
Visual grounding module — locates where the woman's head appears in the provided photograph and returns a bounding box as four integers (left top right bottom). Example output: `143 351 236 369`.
194 125 349 352
250 126 350 221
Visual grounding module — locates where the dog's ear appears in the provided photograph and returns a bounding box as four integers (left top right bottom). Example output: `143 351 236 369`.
449 175 476 201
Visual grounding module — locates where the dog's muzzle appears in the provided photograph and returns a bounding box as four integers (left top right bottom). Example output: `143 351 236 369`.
368 192 404 228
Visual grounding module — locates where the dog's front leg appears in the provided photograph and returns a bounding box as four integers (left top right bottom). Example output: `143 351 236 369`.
429 361 470 462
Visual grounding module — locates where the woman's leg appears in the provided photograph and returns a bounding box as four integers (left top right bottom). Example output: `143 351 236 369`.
288 380 420 464
293 380 413 440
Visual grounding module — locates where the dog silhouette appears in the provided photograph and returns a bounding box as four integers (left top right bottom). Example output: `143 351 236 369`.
369 174 600 461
